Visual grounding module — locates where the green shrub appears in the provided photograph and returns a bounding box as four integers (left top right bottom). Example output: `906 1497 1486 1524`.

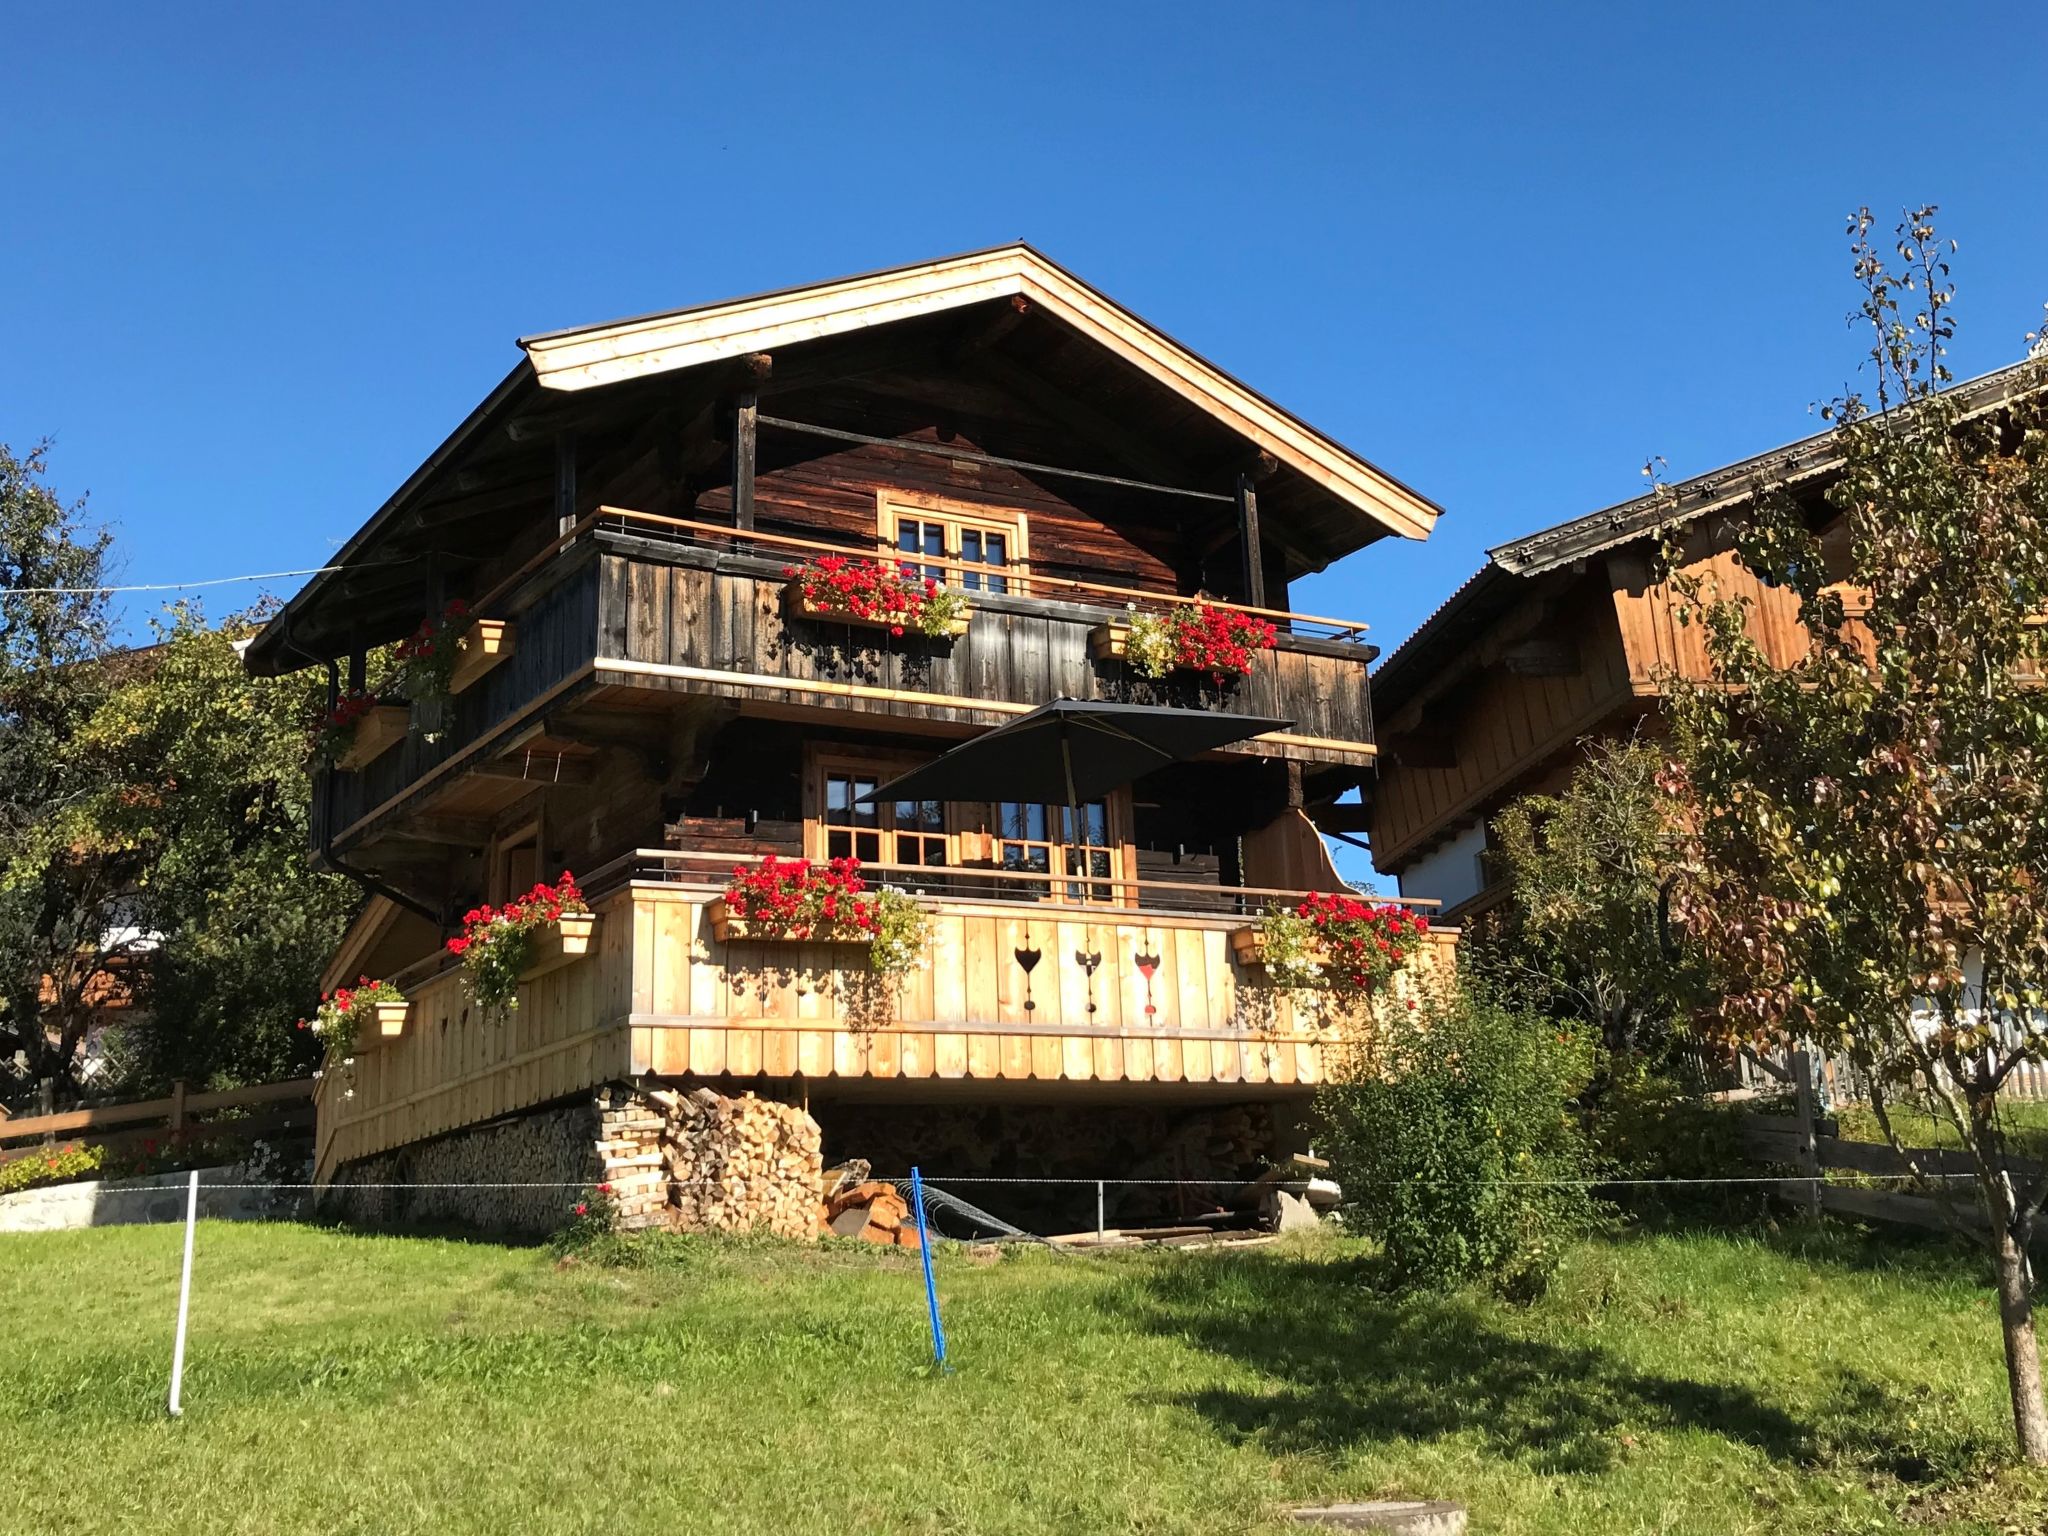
1317 983 1599 1299
0 1142 108 1194
1588 1054 1753 1212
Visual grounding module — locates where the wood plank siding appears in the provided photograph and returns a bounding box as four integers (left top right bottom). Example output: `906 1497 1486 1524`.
1370 585 1636 868
314 883 1459 1181
594 543 1376 763
1606 540 1816 686
693 389 1194 597
1371 525 1825 874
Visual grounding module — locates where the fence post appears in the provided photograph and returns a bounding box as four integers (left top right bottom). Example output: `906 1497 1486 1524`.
38 1078 54 1145
1096 1179 1106 1243
1791 1047 1822 1217
168 1168 199 1416
169 1079 187 1135
909 1167 947 1370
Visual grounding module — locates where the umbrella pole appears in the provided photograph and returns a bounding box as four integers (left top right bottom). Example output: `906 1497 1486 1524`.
1060 724 1079 900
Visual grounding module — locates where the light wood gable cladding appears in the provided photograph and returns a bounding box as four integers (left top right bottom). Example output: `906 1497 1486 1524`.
1368 568 1638 870
518 245 1440 545
1364 367 2048 880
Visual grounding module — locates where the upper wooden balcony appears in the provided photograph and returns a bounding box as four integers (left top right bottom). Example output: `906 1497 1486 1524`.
312 507 1381 855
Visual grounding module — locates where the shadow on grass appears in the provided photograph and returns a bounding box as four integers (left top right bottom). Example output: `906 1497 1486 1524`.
1108 1250 1990 1481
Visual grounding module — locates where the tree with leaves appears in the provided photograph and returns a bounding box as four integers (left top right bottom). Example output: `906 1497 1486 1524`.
78 602 358 1090
0 442 358 1103
1662 207 2048 1460
1484 734 1697 1056
0 441 124 1102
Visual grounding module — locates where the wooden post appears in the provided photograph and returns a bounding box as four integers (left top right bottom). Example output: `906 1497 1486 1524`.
554 432 578 539
1235 472 1265 609
1791 1046 1822 1216
732 391 758 532
169 1078 187 1135
347 649 367 697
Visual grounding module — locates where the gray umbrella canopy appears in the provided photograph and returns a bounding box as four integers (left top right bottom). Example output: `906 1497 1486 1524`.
861 698 1292 809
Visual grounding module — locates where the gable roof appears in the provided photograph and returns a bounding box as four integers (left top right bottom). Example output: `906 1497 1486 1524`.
1373 356 2048 720
246 245 1442 675
518 244 1440 542
1491 357 2046 578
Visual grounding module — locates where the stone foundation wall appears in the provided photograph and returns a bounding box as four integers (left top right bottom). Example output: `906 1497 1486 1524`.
325 1085 1281 1241
322 1098 603 1238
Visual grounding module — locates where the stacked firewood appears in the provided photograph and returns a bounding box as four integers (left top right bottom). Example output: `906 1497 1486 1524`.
823 1179 924 1248
647 1086 824 1239
593 1088 671 1230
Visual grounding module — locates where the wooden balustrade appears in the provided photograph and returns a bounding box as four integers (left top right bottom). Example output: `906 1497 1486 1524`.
314 882 1458 1182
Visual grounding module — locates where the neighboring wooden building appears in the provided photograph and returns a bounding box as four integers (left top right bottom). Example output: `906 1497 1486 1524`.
1364 360 2046 920
245 246 1453 1217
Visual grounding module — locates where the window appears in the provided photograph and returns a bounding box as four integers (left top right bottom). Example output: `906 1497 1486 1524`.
995 799 1117 904
813 756 949 869
878 496 1027 595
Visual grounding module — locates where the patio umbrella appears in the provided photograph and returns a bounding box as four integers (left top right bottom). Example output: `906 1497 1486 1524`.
861 698 1292 811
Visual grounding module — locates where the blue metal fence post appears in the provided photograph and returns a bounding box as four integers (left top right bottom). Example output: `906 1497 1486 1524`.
910 1166 947 1368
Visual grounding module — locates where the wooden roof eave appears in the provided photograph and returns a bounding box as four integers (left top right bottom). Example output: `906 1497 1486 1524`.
518 243 1442 548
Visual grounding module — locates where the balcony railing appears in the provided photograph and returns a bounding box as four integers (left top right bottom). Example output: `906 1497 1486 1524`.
314 869 1454 1182
313 504 1381 853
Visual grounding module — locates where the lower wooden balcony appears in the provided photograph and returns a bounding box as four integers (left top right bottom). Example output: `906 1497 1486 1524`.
314 877 1454 1181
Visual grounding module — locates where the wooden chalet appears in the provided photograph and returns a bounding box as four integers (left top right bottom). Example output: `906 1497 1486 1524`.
244 246 1453 1214
1365 359 2048 921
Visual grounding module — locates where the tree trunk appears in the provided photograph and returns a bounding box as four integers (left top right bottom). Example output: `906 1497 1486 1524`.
1994 1223 2048 1463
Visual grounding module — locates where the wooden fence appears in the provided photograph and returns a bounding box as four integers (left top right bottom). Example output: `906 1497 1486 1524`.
1732 1049 2048 1249
0 1078 316 1166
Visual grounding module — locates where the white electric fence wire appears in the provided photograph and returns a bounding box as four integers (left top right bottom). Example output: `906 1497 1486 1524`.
72 1171 1985 1194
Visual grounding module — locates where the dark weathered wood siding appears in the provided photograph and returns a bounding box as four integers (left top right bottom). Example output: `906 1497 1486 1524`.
594 541 1374 762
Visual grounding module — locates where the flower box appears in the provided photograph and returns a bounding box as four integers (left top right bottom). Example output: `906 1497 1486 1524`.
784 580 971 639
373 999 410 1038
449 619 515 694
1231 926 1305 968
707 895 873 946
1088 621 1133 662
335 705 410 770
518 913 598 981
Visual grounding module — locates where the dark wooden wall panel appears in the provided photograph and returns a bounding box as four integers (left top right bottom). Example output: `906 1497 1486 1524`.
689 383 1216 596
595 548 1374 760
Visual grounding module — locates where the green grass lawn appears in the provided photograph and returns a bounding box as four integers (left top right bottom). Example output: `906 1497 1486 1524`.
3 1218 2045 1536
1834 1098 2048 1162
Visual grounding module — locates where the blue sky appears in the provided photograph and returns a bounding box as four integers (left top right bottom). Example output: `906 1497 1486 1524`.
3 0 2044 663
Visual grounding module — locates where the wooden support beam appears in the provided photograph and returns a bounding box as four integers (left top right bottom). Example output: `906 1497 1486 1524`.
948 294 1033 361
1236 472 1266 609
731 391 758 531
555 433 578 538
964 350 1195 490
474 755 597 787
386 816 495 848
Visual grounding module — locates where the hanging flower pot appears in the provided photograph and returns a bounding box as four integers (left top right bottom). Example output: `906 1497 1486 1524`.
312 694 408 770
446 872 594 1015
